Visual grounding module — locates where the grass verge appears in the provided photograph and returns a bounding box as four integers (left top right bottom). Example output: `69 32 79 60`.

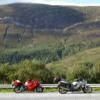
0 87 100 93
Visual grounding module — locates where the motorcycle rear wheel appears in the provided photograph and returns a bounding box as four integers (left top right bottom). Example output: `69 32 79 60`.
14 86 24 93
58 86 68 94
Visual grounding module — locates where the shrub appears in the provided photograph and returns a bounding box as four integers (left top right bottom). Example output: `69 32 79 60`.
66 62 100 83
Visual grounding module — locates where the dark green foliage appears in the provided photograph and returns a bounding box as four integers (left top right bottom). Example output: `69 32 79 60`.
0 63 12 83
49 47 100 83
0 40 98 64
66 63 100 83
90 64 100 83
0 51 100 83
0 60 54 83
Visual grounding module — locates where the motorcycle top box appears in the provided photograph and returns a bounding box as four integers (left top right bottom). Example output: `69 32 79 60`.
12 80 44 93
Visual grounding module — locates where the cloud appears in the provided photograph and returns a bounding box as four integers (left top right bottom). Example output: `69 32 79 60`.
13 0 78 5
0 0 73 5
16 0 100 6
17 0 65 4
0 0 100 6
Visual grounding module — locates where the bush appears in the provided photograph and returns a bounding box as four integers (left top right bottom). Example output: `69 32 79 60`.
66 62 100 83
0 63 11 83
90 64 100 83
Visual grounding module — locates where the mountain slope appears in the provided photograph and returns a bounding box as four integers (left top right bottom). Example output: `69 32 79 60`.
0 3 85 29
0 3 100 47
0 3 100 83
48 47 100 73
63 21 100 46
48 47 100 83
0 3 100 64
63 47 100 66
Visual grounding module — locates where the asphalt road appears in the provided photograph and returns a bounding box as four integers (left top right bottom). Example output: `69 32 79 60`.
0 93 100 100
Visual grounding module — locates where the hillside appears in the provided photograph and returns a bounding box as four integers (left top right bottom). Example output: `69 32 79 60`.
0 3 85 29
0 3 100 64
48 47 100 82
1 4 100 29
0 3 100 83
63 21 100 46
49 47 100 68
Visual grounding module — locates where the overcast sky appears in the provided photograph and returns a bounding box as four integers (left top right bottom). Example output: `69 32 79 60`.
0 0 100 6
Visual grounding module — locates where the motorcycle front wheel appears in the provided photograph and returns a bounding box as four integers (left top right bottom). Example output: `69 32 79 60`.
58 86 68 94
82 86 92 93
36 86 43 93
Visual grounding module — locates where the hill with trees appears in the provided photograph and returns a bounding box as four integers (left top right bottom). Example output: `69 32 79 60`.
0 3 100 83
48 47 100 83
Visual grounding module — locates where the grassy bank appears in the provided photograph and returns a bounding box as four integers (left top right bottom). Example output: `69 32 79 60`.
0 87 100 93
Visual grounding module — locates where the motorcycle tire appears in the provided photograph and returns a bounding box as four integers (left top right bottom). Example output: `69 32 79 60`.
36 86 43 93
58 86 68 94
13 86 24 93
82 86 92 93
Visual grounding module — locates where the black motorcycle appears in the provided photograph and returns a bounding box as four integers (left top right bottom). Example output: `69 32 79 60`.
58 79 92 94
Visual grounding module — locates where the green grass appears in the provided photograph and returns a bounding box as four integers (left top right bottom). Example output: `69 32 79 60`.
48 47 100 68
63 47 100 66
93 87 100 92
0 87 100 93
44 88 58 93
0 88 58 93
0 89 13 93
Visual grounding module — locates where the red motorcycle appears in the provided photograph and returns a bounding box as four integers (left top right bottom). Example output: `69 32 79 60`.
12 80 44 93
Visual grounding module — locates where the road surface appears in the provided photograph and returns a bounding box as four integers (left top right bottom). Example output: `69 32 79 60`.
0 93 100 100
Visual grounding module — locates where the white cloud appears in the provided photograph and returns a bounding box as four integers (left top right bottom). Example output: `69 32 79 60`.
13 0 82 6
16 0 65 4
13 0 100 6
1 0 100 6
